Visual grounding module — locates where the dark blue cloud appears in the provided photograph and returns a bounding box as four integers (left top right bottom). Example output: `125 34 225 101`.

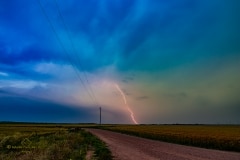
0 89 131 123
1 0 239 72
0 44 62 65
57 0 135 37
0 90 96 123
0 0 240 123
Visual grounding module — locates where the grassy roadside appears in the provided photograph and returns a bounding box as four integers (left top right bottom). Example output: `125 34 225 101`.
0 124 112 160
99 124 240 152
81 130 112 160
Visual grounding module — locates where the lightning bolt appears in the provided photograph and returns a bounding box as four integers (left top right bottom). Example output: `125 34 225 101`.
115 83 138 124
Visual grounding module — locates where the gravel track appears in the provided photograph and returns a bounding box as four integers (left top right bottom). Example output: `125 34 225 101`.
86 129 240 160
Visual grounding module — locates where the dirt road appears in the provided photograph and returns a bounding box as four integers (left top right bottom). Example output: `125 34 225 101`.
86 129 240 160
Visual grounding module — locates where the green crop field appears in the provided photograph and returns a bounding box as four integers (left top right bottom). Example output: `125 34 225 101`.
101 124 240 152
0 123 111 160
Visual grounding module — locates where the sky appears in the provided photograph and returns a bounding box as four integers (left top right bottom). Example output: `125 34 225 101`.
0 0 240 124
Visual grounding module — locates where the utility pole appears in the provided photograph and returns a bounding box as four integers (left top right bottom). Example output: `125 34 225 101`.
99 107 101 125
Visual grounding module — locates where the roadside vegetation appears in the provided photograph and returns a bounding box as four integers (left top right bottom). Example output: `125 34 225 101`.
0 123 112 160
101 124 240 152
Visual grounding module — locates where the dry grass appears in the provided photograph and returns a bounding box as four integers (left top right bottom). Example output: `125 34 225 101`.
0 123 112 160
103 124 240 152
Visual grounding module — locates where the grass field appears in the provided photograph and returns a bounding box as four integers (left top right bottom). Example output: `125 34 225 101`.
0 123 112 160
1 123 239 159
101 124 240 152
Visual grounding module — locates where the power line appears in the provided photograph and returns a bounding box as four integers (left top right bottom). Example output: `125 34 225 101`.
36 0 98 106
53 0 99 107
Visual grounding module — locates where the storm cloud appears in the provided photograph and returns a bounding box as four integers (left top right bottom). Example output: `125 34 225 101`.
0 0 240 123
